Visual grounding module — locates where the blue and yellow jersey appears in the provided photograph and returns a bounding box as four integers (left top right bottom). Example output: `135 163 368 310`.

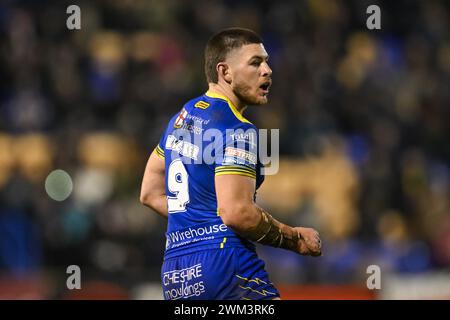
154 91 264 259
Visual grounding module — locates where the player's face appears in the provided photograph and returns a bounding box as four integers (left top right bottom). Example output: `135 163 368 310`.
227 43 272 106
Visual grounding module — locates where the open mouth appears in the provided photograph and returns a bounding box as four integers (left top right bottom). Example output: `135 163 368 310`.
259 81 271 94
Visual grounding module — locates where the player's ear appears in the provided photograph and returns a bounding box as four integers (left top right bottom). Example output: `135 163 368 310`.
217 63 232 84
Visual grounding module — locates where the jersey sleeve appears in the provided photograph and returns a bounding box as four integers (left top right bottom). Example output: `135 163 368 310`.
152 126 167 160
214 123 258 179
153 143 165 160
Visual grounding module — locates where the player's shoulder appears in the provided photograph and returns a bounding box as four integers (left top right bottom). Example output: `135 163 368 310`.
167 91 257 135
201 91 255 130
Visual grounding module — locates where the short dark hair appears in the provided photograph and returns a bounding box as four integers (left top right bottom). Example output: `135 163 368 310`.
204 28 262 83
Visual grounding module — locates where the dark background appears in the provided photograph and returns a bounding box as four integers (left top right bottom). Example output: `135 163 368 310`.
0 0 448 299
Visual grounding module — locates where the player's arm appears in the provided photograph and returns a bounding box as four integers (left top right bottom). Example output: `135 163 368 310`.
140 150 168 218
215 174 321 256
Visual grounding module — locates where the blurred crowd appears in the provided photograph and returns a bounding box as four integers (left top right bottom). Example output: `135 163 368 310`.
0 0 449 296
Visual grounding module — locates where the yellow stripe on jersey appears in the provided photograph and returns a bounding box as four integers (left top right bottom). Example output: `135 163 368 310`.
215 169 256 177
215 165 256 179
154 145 165 159
238 285 277 297
215 171 256 179
220 237 227 249
235 275 268 285
215 165 256 176
205 91 252 124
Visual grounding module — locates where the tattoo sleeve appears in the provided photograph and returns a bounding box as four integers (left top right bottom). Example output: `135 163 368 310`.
239 207 300 252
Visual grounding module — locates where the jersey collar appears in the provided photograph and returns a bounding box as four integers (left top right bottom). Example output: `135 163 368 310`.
205 90 252 124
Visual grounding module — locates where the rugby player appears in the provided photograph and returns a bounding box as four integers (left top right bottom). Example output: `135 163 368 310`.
140 28 322 300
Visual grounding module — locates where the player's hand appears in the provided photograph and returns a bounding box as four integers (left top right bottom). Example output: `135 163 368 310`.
293 227 322 257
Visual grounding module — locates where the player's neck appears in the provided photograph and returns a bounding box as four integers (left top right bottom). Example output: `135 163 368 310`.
207 83 247 114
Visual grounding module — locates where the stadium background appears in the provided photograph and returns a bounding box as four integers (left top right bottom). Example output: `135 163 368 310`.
0 0 449 299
